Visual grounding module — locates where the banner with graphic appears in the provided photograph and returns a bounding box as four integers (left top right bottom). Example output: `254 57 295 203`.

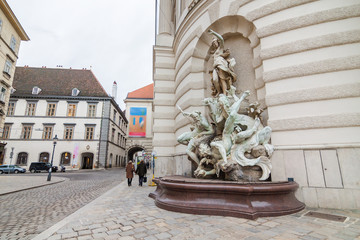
129 107 147 137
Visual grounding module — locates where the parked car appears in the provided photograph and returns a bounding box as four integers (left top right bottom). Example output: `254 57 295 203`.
29 162 58 173
0 165 26 174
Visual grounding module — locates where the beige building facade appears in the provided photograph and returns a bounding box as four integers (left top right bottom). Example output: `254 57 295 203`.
2 67 127 170
124 84 153 162
0 0 29 161
153 0 360 209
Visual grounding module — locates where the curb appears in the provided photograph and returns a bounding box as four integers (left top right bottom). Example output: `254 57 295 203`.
0 177 68 196
32 180 127 240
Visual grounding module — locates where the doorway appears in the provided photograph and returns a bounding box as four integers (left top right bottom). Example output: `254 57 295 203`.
81 152 94 169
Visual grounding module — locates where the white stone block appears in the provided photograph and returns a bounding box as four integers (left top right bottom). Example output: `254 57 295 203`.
339 189 356 209
284 150 308 187
270 150 286 182
304 150 325 188
337 148 360 189
316 188 341 209
321 150 343 188
302 187 318 208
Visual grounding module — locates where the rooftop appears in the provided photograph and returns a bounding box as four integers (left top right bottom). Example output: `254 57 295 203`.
126 83 154 99
12 67 109 98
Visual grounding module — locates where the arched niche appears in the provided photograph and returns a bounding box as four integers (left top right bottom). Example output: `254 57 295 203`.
192 15 264 112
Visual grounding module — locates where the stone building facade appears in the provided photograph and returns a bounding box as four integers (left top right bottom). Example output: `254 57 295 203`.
2 67 127 170
152 0 360 209
124 83 153 162
0 0 29 163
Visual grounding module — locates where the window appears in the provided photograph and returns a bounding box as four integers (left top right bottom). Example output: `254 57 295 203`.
32 86 41 95
10 35 16 51
0 87 6 102
39 152 49 163
117 133 120 145
7 102 15 115
113 110 117 122
47 103 56 116
4 59 12 75
2 124 11 139
61 152 71 165
64 126 74 140
16 152 28 165
67 104 76 117
26 102 36 116
85 126 94 140
111 128 115 142
87 104 96 117
42 126 53 140
21 125 32 139
71 88 80 96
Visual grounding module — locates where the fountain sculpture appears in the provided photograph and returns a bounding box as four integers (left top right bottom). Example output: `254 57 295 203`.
150 30 305 219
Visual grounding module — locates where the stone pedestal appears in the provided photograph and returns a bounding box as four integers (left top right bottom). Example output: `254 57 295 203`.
149 176 305 220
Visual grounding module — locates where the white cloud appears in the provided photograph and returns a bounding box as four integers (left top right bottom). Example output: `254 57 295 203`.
9 0 156 110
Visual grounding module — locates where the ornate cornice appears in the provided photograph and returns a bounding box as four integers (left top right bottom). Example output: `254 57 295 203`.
188 0 202 12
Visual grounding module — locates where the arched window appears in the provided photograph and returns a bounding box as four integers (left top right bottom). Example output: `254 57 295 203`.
60 152 71 165
39 152 49 163
16 152 28 165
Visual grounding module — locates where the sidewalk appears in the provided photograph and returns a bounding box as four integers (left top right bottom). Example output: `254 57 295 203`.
33 179 360 240
0 175 67 195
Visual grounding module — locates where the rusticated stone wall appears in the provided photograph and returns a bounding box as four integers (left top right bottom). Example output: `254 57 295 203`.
153 0 360 209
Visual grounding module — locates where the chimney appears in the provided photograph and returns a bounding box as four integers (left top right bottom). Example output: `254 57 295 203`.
112 81 117 102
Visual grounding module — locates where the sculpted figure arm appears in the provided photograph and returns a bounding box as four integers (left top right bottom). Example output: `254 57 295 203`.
177 105 191 118
197 113 214 137
208 29 224 49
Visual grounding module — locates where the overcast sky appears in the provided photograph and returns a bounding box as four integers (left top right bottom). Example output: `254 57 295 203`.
8 0 156 110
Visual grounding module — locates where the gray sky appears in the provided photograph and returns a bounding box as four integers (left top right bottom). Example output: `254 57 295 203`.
8 0 156 110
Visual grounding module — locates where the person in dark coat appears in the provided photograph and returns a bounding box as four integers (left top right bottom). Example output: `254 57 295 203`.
126 161 135 186
135 159 147 186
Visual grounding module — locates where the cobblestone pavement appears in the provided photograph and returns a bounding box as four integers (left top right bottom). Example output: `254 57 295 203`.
41 180 360 240
0 169 125 240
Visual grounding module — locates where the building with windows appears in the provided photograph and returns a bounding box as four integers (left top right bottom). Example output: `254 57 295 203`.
124 83 153 163
0 0 29 161
1 66 128 169
153 0 360 209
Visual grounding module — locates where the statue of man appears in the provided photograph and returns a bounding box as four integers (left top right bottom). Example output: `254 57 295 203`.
208 29 237 96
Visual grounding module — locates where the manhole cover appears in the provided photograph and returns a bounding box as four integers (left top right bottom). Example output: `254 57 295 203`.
305 211 347 222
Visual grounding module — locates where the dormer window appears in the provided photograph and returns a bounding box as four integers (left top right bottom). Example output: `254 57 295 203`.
10 88 16 94
72 88 80 96
32 86 41 95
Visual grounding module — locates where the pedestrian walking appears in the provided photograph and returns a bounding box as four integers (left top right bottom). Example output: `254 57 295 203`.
126 161 135 186
135 159 147 186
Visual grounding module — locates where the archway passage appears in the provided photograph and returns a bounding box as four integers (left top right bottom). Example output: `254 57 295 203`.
127 146 144 162
82 152 94 169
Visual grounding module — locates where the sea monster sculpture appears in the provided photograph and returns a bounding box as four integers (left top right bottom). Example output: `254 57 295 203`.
177 30 274 182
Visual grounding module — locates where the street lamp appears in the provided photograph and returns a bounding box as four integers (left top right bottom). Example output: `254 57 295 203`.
47 135 58 181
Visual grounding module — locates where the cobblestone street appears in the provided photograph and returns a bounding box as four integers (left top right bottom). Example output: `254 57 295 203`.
1 170 360 240
0 169 125 240
42 180 360 240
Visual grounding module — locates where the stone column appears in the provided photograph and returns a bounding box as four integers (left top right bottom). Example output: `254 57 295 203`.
157 0 174 46
159 0 173 35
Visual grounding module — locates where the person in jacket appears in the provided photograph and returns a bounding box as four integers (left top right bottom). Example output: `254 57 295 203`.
126 161 135 186
135 159 147 186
